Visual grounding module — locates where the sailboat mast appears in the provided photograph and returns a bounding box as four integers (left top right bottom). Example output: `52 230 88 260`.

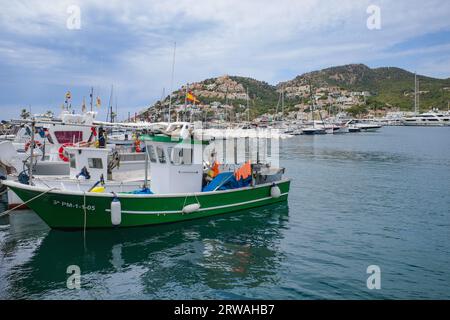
414 73 417 114
168 42 176 123
275 91 281 121
246 87 250 123
184 83 189 122
107 84 113 122
114 92 118 123
417 76 420 113
309 81 315 128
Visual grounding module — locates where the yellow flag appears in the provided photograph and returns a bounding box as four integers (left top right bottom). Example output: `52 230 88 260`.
65 91 71 100
96 96 101 108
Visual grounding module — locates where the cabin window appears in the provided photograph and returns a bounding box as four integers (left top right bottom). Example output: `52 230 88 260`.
54 131 83 144
69 154 76 169
169 147 192 165
88 158 103 169
168 147 176 164
147 145 157 163
156 146 166 163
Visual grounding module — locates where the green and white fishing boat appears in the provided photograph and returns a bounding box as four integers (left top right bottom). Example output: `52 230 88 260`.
2 122 290 230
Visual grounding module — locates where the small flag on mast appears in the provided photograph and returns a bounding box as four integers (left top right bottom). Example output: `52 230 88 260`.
82 97 86 112
96 96 101 108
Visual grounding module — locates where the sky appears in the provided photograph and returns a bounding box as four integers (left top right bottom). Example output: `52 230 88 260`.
0 0 450 120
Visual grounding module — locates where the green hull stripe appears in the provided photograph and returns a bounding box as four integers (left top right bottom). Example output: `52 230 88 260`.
106 192 289 215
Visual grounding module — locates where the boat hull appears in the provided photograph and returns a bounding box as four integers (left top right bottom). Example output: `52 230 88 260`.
5 179 290 229
402 122 449 127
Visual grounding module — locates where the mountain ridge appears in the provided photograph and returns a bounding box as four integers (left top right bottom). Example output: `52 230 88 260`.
144 64 450 120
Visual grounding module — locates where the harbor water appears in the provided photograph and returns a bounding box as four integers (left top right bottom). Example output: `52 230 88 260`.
0 126 449 299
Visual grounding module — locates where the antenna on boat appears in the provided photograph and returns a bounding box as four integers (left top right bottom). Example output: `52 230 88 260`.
168 41 176 123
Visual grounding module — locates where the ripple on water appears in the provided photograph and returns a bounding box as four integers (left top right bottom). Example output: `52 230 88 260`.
0 127 449 299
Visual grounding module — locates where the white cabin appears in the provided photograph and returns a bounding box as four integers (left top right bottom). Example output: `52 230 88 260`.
143 134 203 194
66 147 111 182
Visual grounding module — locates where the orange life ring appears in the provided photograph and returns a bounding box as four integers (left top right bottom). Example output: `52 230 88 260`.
24 141 42 152
58 143 74 162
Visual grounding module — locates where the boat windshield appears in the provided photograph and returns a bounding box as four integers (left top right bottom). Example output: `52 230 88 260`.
54 131 83 144
146 145 157 163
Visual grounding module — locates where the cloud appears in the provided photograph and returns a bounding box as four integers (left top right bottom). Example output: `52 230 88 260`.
0 0 449 119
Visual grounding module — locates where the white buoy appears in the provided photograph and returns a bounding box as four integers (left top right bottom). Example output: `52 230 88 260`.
111 197 122 226
182 203 200 214
270 184 281 198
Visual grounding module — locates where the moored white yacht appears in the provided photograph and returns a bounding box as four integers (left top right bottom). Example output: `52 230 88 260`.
402 111 450 126
347 119 382 131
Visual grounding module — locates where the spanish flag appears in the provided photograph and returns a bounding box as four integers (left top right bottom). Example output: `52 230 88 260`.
186 91 200 104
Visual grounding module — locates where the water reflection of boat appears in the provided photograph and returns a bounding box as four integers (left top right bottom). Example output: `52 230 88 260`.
3 203 289 298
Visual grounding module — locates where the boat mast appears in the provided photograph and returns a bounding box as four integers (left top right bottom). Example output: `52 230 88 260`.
275 91 281 121
184 83 188 122
114 93 118 123
90 87 94 112
28 120 35 185
414 73 417 115
417 76 420 113
309 81 315 128
107 84 113 122
246 87 250 123
168 41 176 123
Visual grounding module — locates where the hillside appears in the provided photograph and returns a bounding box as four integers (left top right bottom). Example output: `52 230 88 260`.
144 64 450 120
278 64 450 111
149 75 280 119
